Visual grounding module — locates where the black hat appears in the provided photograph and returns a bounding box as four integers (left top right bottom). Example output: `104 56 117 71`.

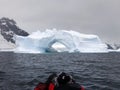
57 72 71 85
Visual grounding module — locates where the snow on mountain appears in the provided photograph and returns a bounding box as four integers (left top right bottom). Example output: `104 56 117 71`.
0 17 29 50
0 34 15 50
116 49 120 52
0 17 29 43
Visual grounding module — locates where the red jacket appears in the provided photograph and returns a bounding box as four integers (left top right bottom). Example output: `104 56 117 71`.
34 83 54 90
34 83 85 90
81 86 85 90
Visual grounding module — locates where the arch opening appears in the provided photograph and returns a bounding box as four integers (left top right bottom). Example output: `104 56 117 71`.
45 37 75 52
51 42 68 52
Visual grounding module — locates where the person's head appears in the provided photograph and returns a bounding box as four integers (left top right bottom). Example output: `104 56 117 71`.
57 72 72 85
46 73 57 84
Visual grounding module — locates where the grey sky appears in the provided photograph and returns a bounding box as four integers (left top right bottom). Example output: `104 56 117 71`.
0 0 120 43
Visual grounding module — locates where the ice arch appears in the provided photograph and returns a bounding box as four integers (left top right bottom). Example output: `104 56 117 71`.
47 31 76 52
15 30 108 53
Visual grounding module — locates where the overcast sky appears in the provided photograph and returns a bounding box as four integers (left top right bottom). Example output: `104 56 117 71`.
0 0 120 43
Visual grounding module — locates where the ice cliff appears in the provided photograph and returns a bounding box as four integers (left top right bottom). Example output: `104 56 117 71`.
15 29 108 53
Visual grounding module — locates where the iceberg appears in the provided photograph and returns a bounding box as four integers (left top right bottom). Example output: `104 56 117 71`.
116 49 120 52
14 29 108 53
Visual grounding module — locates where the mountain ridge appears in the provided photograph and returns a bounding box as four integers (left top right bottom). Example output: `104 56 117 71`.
0 17 29 49
0 17 120 50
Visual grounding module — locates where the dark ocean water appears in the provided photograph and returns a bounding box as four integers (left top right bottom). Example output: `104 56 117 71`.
0 52 120 90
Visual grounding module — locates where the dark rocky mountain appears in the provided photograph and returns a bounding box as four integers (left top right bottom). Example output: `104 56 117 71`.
106 43 114 49
0 17 29 43
106 43 120 50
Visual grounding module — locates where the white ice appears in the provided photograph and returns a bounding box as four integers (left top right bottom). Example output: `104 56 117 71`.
14 29 108 53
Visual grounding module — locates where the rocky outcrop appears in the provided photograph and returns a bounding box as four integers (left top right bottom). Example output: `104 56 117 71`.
0 17 29 43
106 43 114 49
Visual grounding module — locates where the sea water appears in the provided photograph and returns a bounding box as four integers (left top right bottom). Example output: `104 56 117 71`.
0 52 120 90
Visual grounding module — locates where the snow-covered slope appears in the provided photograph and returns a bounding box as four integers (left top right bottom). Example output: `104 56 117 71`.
0 34 15 50
0 17 29 51
15 29 108 53
116 48 120 52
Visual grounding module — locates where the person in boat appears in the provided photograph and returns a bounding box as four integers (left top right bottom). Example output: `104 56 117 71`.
34 72 85 90
34 73 57 90
55 72 85 90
